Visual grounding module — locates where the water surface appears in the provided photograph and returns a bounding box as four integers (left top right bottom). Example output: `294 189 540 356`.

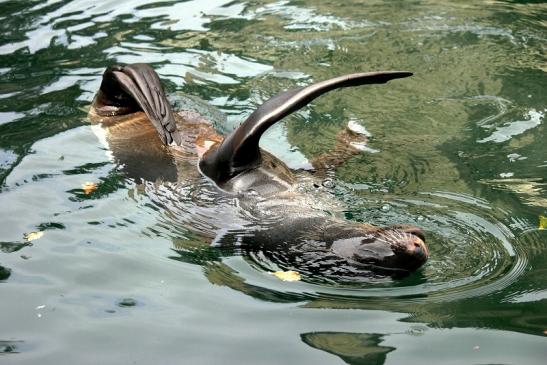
0 0 546 364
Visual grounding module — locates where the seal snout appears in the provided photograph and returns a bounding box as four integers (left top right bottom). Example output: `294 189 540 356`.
391 230 429 271
405 234 429 261
372 228 429 271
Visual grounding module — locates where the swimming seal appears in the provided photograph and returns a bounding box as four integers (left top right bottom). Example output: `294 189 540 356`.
89 63 428 275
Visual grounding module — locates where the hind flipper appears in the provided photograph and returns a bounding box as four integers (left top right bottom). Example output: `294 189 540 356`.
310 120 375 175
93 63 181 145
200 71 412 183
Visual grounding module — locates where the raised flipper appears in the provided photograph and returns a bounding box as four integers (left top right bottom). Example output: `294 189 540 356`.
199 71 413 183
93 63 181 145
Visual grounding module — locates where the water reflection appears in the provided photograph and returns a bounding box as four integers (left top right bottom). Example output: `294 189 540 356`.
301 332 394 365
0 264 11 281
0 340 24 354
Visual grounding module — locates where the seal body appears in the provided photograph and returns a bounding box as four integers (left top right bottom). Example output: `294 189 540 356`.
89 63 428 275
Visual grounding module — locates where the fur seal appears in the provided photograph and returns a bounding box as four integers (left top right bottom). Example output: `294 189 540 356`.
89 63 428 275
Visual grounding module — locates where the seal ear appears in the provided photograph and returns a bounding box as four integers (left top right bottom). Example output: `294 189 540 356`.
199 71 413 183
93 63 181 145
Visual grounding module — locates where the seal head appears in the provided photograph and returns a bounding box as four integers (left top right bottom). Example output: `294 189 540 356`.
331 228 428 272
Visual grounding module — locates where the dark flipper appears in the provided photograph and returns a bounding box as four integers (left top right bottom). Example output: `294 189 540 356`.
93 63 181 145
200 71 412 183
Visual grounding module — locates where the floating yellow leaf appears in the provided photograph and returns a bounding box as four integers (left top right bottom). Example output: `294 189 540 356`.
539 215 547 230
270 270 301 282
82 182 98 194
24 231 44 241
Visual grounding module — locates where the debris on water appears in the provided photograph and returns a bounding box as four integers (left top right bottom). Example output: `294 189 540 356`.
539 215 547 230
381 204 391 212
473 345 480 350
24 231 43 241
270 270 301 282
82 182 98 194
117 298 137 307
105 309 116 314
35 305 46 310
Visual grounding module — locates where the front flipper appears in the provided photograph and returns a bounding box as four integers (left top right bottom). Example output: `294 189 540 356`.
310 120 373 176
93 63 181 145
199 71 412 184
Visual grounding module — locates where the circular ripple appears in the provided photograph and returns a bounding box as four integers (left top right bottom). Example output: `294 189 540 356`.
186 189 528 304
134 134 527 305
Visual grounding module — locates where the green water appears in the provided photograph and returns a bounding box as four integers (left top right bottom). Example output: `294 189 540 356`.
1 0 546 363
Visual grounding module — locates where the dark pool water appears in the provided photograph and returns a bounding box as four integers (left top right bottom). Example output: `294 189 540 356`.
1 1 546 364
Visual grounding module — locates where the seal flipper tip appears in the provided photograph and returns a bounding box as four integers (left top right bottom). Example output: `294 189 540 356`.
93 63 181 145
200 70 413 184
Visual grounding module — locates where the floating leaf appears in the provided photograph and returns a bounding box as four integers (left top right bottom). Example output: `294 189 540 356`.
271 270 301 282
539 215 547 230
24 231 44 241
82 182 98 194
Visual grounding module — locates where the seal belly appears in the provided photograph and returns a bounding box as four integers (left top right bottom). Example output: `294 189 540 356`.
89 109 178 182
218 151 296 196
